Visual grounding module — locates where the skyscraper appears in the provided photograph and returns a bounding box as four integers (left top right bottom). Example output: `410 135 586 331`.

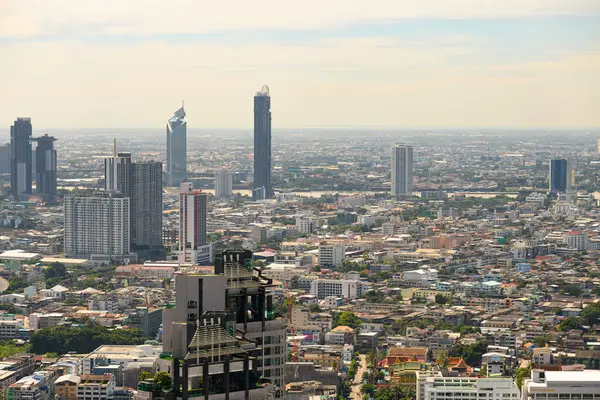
253 85 273 200
104 147 163 249
214 169 233 198
391 144 413 198
131 162 163 248
178 182 211 264
10 118 33 200
64 191 133 263
0 143 10 175
550 159 569 192
166 104 187 186
33 134 57 199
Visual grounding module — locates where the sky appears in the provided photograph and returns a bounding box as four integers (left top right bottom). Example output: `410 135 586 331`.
1 0 599 129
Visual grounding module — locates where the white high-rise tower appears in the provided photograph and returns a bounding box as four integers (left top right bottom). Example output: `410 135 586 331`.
391 144 413 198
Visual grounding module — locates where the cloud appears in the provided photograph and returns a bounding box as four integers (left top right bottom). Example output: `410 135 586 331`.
0 36 598 129
1 0 599 38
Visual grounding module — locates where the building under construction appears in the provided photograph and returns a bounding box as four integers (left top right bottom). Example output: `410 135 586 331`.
161 250 286 399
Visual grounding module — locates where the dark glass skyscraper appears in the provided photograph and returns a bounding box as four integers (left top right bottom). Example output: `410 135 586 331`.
166 104 187 186
550 159 569 192
253 85 273 200
10 118 33 200
33 134 57 199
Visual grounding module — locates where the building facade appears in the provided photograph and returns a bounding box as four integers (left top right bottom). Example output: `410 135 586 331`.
64 192 131 262
318 244 346 268
32 134 57 199
0 143 10 175
131 162 163 248
421 376 519 400
166 105 187 186
549 158 569 192
522 370 600 400
10 117 33 200
215 169 233 198
391 144 413 198
310 279 362 299
253 85 273 200
177 183 211 264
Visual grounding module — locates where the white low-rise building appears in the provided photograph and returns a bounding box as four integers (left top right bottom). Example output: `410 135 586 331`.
421 376 519 400
522 370 600 400
310 279 363 299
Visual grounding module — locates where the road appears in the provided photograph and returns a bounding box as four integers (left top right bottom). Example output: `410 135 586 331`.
350 354 367 399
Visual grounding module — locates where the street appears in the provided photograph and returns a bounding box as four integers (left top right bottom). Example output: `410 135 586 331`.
350 354 367 399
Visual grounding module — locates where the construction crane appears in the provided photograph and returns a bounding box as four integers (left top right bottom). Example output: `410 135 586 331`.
285 282 299 362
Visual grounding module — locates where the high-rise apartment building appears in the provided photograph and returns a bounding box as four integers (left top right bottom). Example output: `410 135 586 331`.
64 191 133 263
318 243 346 267
391 144 413 198
104 149 163 249
214 170 233 198
104 151 132 196
253 85 273 200
33 134 57 199
549 158 570 192
177 183 211 264
131 162 163 248
166 104 187 186
10 118 33 200
0 143 10 175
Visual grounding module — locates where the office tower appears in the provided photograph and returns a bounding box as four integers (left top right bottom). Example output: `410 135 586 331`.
253 85 273 200
162 250 285 397
391 144 413 198
177 182 211 264
32 134 57 199
214 170 233 198
10 117 33 200
131 162 163 248
597 139 600 154
64 191 133 263
549 158 569 192
0 143 10 174
166 104 187 186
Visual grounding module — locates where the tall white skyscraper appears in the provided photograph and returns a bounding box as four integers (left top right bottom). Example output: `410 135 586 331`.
166 104 187 186
177 183 211 264
214 170 233 198
391 144 413 197
64 191 133 263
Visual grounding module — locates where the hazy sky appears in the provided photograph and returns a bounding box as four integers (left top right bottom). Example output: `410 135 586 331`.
1 0 599 129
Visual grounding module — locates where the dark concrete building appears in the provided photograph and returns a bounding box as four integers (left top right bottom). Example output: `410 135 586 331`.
33 134 57 199
10 118 33 200
253 85 273 200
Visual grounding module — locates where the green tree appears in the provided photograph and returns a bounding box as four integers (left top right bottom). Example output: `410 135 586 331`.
336 312 362 329
449 341 488 366
139 371 153 381
559 317 583 331
435 294 448 305
561 284 583 297
581 303 600 326
153 371 172 390
533 335 551 348
514 367 531 389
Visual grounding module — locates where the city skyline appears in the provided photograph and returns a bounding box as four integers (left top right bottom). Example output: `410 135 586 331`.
1 1 599 129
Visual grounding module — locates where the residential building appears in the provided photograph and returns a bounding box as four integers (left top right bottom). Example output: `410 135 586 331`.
64 191 133 263
310 279 363 299
563 231 589 251
131 162 163 248
176 182 211 265
55 374 80 400
324 326 356 345
421 376 519 400
77 374 115 400
33 134 57 199
104 151 132 196
166 104 187 186
296 217 314 235
10 117 33 200
124 307 162 338
214 169 233 198
522 370 600 400
253 85 273 199
391 144 413 198
7 375 48 400
318 243 345 268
